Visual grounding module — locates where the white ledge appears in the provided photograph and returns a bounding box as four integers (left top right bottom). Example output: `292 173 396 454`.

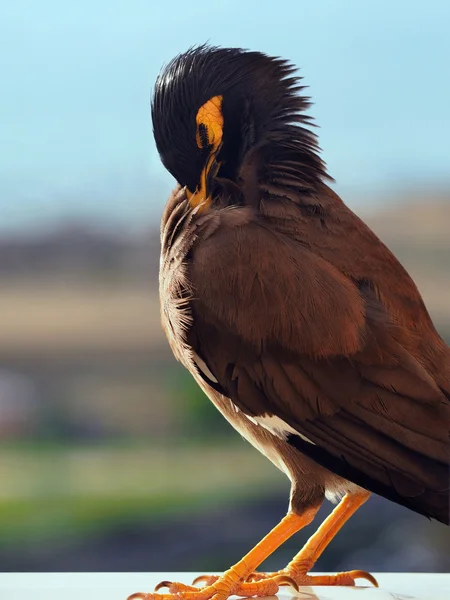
0 572 448 600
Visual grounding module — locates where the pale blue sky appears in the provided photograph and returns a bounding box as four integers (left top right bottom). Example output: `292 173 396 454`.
1 1 449 233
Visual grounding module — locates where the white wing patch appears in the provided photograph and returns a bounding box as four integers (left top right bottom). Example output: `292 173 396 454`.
252 414 316 445
192 351 218 383
245 415 258 425
190 359 316 449
230 399 240 413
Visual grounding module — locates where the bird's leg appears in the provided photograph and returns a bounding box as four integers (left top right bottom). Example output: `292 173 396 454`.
127 503 320 600
248 491 378 587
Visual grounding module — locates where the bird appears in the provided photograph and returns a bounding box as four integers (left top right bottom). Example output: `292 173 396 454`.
129 45 450 600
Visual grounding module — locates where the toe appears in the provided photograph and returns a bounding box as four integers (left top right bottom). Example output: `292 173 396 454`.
127 583 216 600
284 568 379 587
231 573 298 597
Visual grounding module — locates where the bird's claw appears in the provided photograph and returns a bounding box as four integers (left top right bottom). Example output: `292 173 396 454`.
153 580 200 593
192 575 219 587
272 574 299 591
344 570 379 587
154 581 173 592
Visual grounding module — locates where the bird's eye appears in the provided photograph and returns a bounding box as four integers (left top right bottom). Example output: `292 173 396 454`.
197 123 209 149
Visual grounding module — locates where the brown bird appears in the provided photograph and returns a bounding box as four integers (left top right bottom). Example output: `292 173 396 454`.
130 45 450 600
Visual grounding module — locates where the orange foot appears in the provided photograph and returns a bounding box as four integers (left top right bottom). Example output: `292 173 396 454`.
192 568 377 591
128 573 298 600
126 493 376 600
246 568 378 587
126 509 319 600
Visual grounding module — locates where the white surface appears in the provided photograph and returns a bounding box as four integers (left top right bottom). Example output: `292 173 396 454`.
0 573 448 600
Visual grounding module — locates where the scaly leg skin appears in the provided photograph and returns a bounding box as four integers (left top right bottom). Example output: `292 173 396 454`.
246 491 378 588
126 504 320 600
193 492 378 591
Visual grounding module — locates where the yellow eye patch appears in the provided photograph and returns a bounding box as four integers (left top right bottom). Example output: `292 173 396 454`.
195 95 224 150
186 95 224 212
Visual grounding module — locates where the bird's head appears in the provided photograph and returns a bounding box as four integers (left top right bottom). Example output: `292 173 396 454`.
152 45 329 211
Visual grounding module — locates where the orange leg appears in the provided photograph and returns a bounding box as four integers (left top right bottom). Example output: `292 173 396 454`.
248 491 378 587
127 504 320 600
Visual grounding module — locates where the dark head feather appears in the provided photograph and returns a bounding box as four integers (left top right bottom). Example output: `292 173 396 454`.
152 45 332 198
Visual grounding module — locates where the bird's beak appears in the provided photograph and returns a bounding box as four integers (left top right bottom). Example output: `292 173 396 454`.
186 95 224 212
186 148 222 211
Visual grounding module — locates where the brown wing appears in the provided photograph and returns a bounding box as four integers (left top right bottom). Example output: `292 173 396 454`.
188 215 450 524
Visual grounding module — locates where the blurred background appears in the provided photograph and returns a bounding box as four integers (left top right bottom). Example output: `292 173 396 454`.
1 0 449 575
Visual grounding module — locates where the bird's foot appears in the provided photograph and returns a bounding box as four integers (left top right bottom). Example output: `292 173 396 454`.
247 567 378 587
127 572 298 600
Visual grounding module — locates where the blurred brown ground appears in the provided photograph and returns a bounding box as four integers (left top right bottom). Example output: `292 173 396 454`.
0 193 449 573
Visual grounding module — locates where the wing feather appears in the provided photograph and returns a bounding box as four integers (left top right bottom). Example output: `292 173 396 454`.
189 215 450 523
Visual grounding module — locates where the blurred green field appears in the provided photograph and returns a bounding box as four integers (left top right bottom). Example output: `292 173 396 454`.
0 441 285 548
